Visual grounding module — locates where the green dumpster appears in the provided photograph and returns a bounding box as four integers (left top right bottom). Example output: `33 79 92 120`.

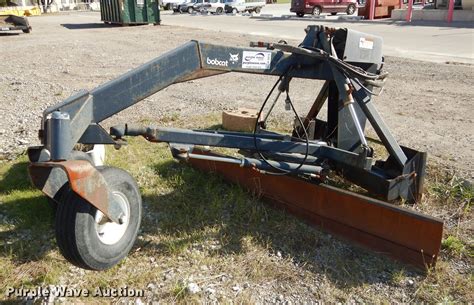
100 0 160 25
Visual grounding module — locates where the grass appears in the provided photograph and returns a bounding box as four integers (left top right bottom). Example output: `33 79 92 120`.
442 236 468 257
0 114 473 303
430 173 473 210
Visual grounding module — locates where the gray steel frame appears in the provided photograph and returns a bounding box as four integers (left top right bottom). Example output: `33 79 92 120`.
109 126 371 169
29 25 425 203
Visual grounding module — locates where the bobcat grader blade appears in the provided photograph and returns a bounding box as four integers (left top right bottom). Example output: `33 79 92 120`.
27 25 443 271
185 148 442 269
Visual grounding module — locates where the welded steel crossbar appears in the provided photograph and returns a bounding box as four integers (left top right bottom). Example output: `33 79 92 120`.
27 25 443 270
109 126 371 169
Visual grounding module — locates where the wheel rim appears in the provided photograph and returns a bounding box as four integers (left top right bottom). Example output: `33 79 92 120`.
313 7 320 15
95 191 130 245
348 5 355 14
233 8 237 13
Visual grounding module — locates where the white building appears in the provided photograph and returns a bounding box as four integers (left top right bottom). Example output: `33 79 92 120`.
4 0 99 12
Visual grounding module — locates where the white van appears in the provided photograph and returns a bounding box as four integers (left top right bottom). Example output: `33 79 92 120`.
224 0 266 13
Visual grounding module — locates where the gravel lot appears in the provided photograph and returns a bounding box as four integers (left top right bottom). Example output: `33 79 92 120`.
0 12 472 303
1 13 472 180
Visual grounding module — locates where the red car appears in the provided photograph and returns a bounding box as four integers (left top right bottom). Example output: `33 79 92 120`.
290 0 358 16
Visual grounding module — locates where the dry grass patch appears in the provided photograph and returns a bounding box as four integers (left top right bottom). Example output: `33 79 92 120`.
0 113 472 303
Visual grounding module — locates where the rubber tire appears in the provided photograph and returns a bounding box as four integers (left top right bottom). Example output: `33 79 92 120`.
296 12 304 17
346 4 356 15
22 27 31 33
254 6 261 13
330 12 337 15
232 7 238 14
188 6 194 13
48 151 94 213
216 7 223 14
312 6 321 15
55 166 142 270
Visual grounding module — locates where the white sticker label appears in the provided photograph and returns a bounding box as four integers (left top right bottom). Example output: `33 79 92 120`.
242 51 271 69
1 27 10 31
359 37 374 50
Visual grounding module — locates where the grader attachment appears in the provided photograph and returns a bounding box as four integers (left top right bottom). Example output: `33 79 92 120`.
27 25 443 271
0 14 31 33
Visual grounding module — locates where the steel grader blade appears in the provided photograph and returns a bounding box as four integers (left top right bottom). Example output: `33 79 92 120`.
186 149 443 270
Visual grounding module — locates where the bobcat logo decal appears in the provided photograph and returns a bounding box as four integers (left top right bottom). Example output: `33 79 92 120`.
229 53 239 63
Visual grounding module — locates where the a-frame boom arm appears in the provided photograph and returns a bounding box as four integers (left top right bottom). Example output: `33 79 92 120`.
40 39 336 154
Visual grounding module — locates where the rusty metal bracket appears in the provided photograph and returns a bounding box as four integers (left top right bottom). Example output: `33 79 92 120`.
28 160 122 224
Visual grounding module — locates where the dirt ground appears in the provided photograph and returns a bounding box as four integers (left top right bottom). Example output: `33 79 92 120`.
0 12 473 180
0 12 473 303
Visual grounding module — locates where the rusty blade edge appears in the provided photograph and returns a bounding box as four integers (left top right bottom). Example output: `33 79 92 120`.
263 195 437 269
187 149 443 270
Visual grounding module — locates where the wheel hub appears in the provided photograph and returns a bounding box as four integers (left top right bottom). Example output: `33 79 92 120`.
95 191 130 245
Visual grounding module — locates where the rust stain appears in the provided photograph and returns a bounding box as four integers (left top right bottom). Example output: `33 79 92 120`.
29 160 111 218
176 70 227 83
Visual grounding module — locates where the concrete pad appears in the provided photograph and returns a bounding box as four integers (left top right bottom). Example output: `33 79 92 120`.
420 9 448 21
454 10 474 21
338 15 364 20
391 8 473 22
161 10 474 64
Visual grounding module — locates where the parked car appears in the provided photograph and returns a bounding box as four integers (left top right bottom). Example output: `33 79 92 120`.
290 0 358 16
162 0 184 10
202 0 226 13
173 0 209 13
171 0 188 12
224 0 266 13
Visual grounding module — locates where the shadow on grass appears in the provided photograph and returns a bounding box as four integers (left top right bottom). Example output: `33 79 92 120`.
0 155 414 288
0 161 55 264
141 160 415 289
0 162 32 193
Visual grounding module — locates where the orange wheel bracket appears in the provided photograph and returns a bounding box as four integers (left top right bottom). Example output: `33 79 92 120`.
28 160 123 224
